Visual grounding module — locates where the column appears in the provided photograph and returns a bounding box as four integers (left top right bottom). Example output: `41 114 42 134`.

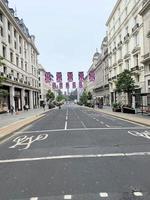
10 86 15 108
29 90 33 109
21 88 25 109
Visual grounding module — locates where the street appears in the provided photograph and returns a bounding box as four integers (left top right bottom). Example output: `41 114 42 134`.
0 104 150 200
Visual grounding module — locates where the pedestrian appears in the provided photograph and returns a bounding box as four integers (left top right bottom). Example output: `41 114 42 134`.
10 105 14 115
23 105 26 111
43 102 46 111
26 104 29 111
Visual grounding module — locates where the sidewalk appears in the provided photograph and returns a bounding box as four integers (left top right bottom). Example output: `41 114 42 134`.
0 107 51 141
92 106 150 127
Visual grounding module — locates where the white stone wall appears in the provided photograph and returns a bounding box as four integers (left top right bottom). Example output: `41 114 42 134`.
106 0 145 104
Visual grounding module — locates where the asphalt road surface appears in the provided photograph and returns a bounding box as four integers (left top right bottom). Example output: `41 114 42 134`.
0 104 150 200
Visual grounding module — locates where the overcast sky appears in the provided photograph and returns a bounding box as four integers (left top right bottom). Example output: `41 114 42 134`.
9 0 116 83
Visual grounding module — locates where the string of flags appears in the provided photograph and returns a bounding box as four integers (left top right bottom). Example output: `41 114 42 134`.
45 71 95 89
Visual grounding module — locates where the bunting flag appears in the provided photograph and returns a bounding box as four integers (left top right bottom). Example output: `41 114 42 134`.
79 81 83 88
78 72 84 81
56 72 62 82
89 70 95 82
66 82 69 89
52 82 56 89
67 72 73 82
59 82 63 89
45 72 51 83
72 82 76 89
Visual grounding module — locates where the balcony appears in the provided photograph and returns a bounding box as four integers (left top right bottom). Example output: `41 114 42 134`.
131 65 139 72
142 53 150 63
143 0 149 6
112 76 117 80
118 59 123 64
108 78 112 82
124 53 131 59
132 46 140 54
124 33 130 42
132 23 139 33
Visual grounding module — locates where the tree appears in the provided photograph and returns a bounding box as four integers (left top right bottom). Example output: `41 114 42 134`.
87 91 92 100
69 89 77 101
0 56 6 86
79 90 88 105
56 94 65 102
46 90 55 102
115 70 135 107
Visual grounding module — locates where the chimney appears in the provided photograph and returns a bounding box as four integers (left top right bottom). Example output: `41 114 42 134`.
31 35 35 43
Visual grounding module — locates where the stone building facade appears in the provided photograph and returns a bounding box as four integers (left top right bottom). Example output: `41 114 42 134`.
106 0 145 106
0 0 39 112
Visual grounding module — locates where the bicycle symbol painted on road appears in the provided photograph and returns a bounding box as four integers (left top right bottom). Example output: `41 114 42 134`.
128 130 150 140
9 134 48 150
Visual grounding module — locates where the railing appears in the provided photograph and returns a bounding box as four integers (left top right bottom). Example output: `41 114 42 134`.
131 65 139 71
124 33 129 41
132 23 139 33
143 53 150 60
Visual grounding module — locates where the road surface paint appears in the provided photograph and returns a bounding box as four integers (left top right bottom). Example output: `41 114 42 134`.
128 130 150 140
1 152 150 163
64 195 72 199
9 134 48 150
99 192 108 197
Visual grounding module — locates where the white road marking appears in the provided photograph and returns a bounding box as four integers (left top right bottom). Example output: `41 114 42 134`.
133 192 143 196
65 121 68 130
9 134 48 150
105 124 110 128
30 198 38 200
99 192 108 197
64 195 72 199
1 152 150 163
66 116 68 120
96 119 99 122
81 121 86 128
100 121 104 124
17 127 150 134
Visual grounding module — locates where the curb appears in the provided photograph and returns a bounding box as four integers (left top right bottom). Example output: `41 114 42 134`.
0 108 56 141
85 106 150 127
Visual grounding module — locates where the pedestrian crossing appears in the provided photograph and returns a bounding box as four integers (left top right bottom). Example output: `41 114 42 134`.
13 191 150 200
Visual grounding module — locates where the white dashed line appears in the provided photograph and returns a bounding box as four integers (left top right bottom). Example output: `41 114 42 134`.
30 197 38 200
105 124 110 128
81 121 87 128
99 192 108 197
65 121 67 130
100 121 104 124
96 119 99 122
133 192 143 196
64 195 72 199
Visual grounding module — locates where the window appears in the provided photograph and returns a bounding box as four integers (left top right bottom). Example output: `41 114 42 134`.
125 59 130 69
14 29 16 38
134 54 139 66
17 73 19 79
19 36 22 43
25 63 27 72
21 60 23 69
125 42 129 54
0 26 3 37
14 41 17 49
10 52 13 63
119 48 122 59
126 26 128 34
16 56 19 67
0 11 3 22
8 35 11 43
134 34 139 47
148 80 150 86
8 21 11 31
11 69 14 75
137 75 140 82
4 66 7 74
2 46 6 58
134 16 137 25
119 65 122 74
19 46 22 54
149 64 150 72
